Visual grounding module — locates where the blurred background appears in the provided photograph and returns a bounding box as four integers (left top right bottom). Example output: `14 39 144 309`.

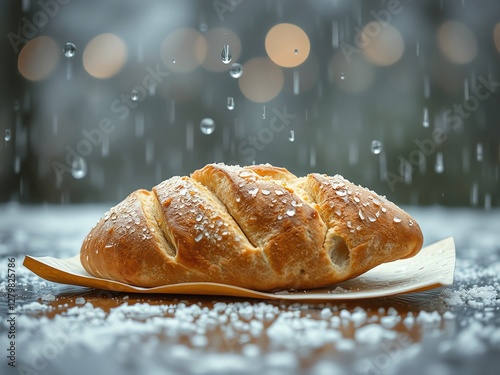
0 0 499 206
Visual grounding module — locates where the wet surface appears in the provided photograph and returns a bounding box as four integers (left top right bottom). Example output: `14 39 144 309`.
1 204 500 374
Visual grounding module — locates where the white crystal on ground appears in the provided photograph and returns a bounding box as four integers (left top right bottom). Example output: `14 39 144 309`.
3 204 500 375
41 293 55 302
191 334 208 347
443 311 455 320
350 308 367 327
75 297 86 305
455 322 487 356
320 307 332 319
355 324 397 345
380 315 400 329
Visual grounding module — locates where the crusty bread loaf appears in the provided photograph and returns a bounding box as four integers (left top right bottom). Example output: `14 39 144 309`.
80 163 423 291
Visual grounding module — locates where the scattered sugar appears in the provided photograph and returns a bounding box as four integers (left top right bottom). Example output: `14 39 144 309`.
335 338 355 352
443 285 499 308
17 301 51 312
380 315 400 329
191 334 208 347
355 324 397 345
41 293 55 302
242 343 260 357
320 308 332 319
455 322 488 356
403 313 415 329
443 311 455 320
265 351 299 369
75 297 86 305
416 310 441 326
349 308 367 327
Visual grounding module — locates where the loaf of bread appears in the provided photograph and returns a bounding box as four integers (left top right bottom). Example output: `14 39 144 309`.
80 163 423 291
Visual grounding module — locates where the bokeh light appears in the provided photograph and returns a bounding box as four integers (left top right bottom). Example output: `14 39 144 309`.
202 28 242 72
161 28 207 73
361 22 404 66
437 21 477 64
265 23 310 68
18 36 59 81
83 33 127 79
329 52 374 93
238 57 284 102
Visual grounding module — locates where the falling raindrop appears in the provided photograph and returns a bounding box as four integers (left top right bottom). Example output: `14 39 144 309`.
401 160 412 184
435 152 444 173
170 100 175 125
310 147 316 167
131 90 141 102
422 107 429 127
21 0 30 12
476 143 483 161
71 156 87 179
198 21 208 33
484 193 491 210
172 58 176 64
262 105 266 120
4 129 12 142
200 118 215 135
101 134 109 157
227 96 235 110
186 123 194 152
371 140 382 155
470 182 478 206
66 59 73 80
462 148 470 173
418 152 426 174
464 78 469 101
221 45 232 64
340 72 345 80
14 156 20 174
331 21 339 48
148 84 156 97
135 111 144 137
349 142 358 165
63 42 76 58
294 48 298 55
293 70 300 95
289 130 295 142
144 141 154 165
229 63 242 78
423 75 430 99
379 151 387 180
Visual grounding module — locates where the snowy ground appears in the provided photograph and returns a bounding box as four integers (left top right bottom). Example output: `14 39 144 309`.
1 204 500 375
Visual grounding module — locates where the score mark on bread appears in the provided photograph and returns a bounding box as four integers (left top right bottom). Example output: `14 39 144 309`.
81 163 423 291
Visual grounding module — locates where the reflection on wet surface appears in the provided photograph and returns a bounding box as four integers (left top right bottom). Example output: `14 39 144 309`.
1 204 500 374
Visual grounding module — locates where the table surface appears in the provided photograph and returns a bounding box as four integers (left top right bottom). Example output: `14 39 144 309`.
1 204 500 375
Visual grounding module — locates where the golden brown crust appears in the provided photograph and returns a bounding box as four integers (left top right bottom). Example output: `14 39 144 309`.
80 163 424 290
